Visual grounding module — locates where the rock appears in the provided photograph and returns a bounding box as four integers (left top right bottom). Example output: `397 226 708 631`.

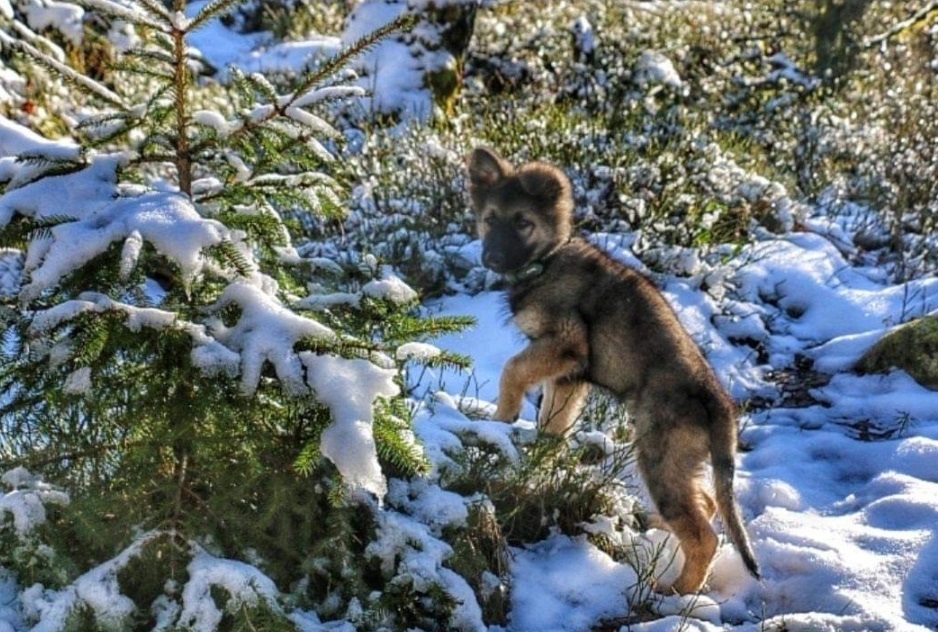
855 316 938 390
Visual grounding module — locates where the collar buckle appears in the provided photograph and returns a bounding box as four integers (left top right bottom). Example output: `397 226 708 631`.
504 262 544 285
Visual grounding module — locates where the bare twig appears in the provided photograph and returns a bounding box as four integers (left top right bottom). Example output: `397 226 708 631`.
862 1 938 49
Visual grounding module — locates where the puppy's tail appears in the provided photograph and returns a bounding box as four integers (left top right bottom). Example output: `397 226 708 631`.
705 391 761 580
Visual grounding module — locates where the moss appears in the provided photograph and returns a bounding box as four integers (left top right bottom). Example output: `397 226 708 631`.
855 316 938 390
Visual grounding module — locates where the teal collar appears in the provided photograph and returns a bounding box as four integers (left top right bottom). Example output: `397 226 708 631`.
502 238 572 285
503 261 545 285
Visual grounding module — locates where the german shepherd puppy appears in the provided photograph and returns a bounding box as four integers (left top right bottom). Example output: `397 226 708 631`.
466 147 760 594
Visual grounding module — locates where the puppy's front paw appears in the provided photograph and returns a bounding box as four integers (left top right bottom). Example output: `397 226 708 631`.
492 402 520 423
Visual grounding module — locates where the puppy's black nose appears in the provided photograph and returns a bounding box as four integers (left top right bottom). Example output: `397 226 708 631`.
482 250 505 271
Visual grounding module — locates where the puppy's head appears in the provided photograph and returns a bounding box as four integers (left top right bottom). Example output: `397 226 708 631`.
466 147 573 274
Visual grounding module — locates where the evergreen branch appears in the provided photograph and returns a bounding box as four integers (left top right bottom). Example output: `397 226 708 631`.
293 440 321 476
142 83 175 114
208 241 255 277
184 14 409 160
77 0 167 31
135 0 173 22
296 335 379 358
373 413 430 477
114 60 175 81
7 37 128 110
131 155 178 169
248 73 278 103
188 0 241 32
216 209 289 248
71 313 116 365
3 16 67 62
287 12 416 110
152 30 175 53
0 439 151 471
124 47 177 67
75 112 132 132
228 67 258 105
0 215 78 249
76 113 136 146
411 351 471 371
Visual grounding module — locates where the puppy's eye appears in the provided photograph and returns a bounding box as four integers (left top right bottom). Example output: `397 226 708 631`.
483 216 497 226
514 217 533 230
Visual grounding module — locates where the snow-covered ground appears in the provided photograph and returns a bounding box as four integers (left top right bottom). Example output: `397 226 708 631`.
2 2 937 630
418 225 938 631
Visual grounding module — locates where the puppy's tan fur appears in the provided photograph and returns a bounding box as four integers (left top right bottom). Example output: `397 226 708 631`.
467 147 760 594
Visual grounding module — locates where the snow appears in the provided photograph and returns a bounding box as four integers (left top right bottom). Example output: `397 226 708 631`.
177 547 281 631
207 280 334 396
0 469 68 537
341 1 433 119
366 509 485 630
361 266 419 304
183 1 267 72
570 16 595 59
236 39 342 77
184 1 339 78
0 155 248 299
634 51 684 90
510 536 633 631
61 366 91 395
118 229 143 280
733 234 938 348
0 152 120 227
0 249 21 299
22 1 83 46
0 117 80 163
192 109 231 137
3 5 938 631
418 225 938 630
396 341 442 362
302 353 399 499
387 478 468 534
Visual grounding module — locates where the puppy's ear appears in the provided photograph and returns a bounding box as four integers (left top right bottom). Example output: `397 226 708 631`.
467 147 511 187
517 162 571 203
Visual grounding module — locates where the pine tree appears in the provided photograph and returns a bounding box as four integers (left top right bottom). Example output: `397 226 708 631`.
0 1 470 628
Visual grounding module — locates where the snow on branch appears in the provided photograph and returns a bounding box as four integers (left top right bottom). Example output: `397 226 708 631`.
205 280 335 397
27 291 241 374
203 280 400 498
301 352 398 500
0 116 83 190
77 0 166 32
0 116 81 164
1 467 69 537
177 546 283 630
0 154 253 299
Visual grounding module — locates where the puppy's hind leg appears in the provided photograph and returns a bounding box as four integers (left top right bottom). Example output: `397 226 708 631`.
538 378 589 435
662 495 718 594
637 421 717 594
